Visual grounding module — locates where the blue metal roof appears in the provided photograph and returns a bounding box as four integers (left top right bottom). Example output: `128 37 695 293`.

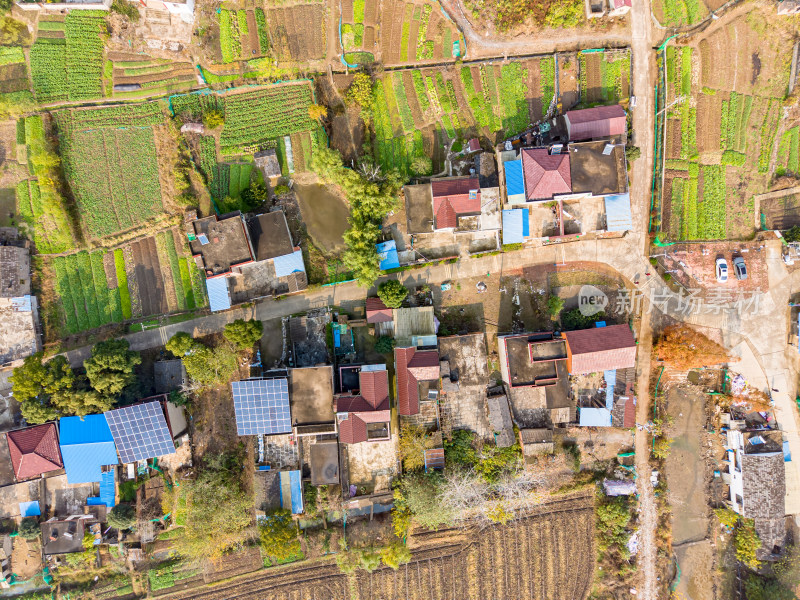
273 249 306 278
289 470 303 514
605 193 633 232
604 370 616 410
206 277 231 313
505 159 525 198
579 407 612 427
376 240 401 270
59 415 119 484
19 501 40 517
502 209 530 245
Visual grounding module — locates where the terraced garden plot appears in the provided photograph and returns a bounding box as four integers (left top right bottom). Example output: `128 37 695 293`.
660 12 794 241
219 9 270 62
578 50 630 105
373 0 464 65
110 54 196 96
371 59 537 176
0 48 29 95
267 4 325 61
30 11 106 102
55 103 168 239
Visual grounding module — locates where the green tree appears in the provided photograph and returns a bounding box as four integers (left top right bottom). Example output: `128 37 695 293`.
561 308 606 331
736 519 762 569
784 225 800 243
625 146 641 163
596 499 632 558
308 104 327 121
259 509 301 562
411 156 433 176
166 451 252 562
223 319 264 350
652 436 673 459
17 517 40 540
110 0 140 21
377 280 408 308
240 181 269 211
345 72 374 110
202 110 224 129
107 504 136 530
379 541 412 569
182 344 238 386
399 472 454 531
168 389 190 407
398 424 436 471
166 332 195 357
744 576 797 600
375 335 395 354
84 339 141 398
713 507 739 529
58 389 115 418
10 354 75 424
547 294 564 318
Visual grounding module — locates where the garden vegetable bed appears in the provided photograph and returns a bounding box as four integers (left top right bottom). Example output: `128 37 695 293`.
374 0 464 65
578 49 630 106
660 9 797 241
266 4 325 62
54 103 170 239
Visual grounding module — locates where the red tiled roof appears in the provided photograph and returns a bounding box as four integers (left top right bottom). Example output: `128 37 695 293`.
432 178 481 229
565 105 626 141
7 423 62 481
623 397 636 428
467 138 481 152
565 325 637 374
366 297 393 323
615 0 632 7
339 410 391 444
336 395 373 413
360 370 389 409
395 348 439 415
520 148 572 201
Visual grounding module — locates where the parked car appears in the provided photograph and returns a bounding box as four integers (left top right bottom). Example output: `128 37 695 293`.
715 257 728 283
733 256 748 280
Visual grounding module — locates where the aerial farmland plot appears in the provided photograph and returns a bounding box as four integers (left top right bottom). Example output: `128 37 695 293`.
54 102 174 240
660 9 798 241
367 54 608 175
348 0 465 66
107 51 196 99
45 228 206 337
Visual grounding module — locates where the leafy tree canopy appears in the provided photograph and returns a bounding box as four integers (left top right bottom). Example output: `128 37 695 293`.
202 110 224 129
259 509 301 562
411 156 433 176
240 181 269 212
377 280 408 308
107 503 136 530
166 332 195 357
345 72 374 110
375 335 395 354
84 339 141 398
223 319 264 350
10 354 74 424
17 517 40 540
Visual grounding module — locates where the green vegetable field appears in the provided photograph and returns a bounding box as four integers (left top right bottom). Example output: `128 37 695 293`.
55 103 167 239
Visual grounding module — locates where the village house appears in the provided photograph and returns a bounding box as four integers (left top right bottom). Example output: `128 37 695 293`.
0 230 39 367
724 428 787 560
335 365 391 444
6 423 63 483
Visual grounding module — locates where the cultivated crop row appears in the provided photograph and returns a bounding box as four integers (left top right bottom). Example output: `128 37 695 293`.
539 57 555 118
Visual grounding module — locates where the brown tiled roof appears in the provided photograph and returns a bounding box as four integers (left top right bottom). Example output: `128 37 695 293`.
338 410 391 444
395 348 438 415
521 148 572 201
366 297 393 323
565 324 636 374
7 423 62 481
623 397 636 428
360 370 389 409
432 177 481 229
565 105 626 141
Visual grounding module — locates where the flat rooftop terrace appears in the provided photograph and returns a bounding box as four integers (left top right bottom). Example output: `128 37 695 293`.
289 366 334 425
568 141 626 197
506 336 561 387
189 214 253 276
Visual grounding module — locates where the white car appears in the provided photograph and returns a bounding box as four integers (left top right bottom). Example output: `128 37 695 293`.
715 257 728 283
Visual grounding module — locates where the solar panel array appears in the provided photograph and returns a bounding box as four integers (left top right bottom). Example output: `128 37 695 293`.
105 401 176 463
231 379 292 436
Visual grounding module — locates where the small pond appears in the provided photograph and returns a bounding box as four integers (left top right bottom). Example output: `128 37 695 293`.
294 183 349 253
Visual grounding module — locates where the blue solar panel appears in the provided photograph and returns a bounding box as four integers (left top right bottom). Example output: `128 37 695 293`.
231 378 292 436
104 401 176 463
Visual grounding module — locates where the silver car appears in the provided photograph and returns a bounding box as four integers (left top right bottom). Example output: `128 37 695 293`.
733 256 747 280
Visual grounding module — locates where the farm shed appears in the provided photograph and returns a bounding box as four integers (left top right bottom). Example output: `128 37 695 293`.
568 141 627 197
309 441 340 486
279 470 304 514
254 149 281 180
431 177 481 230
578 407 612 427
205 276 232 312
154 359 187 394
393 306 437 347
504 158 526 204
519 429 554 461
289 366 336 434
58 415 118 484
403 183 435 233
520 148 572 202
0 240 30 298
6 423 63 481
366 297 393 323
604 193 633 232
394 346 440 416
502 208 530 245
42 517 89 556
0 296 39 365
272 250 305 278
564 324 636 375
376 240 400 270
249 211 294 261
563 105 626 142
486 391 514 447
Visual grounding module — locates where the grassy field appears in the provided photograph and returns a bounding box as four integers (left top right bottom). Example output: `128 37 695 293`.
55 103 167 239
661 11 794 241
